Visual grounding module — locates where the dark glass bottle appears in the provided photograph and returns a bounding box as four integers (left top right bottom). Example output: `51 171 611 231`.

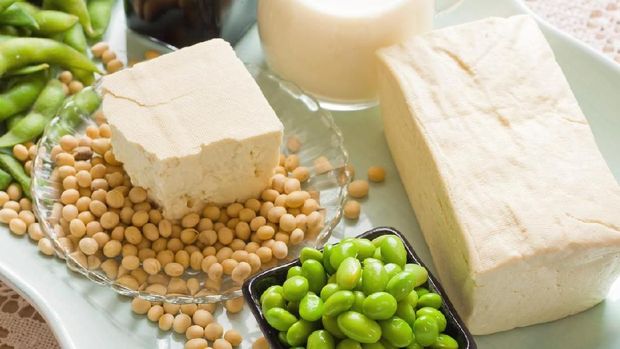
125 0 257 48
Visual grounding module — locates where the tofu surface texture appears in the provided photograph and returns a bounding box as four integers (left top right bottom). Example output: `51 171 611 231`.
377 15 620 334
101 39 283 220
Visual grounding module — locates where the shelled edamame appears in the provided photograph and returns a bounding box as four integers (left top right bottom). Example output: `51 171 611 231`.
259 236 459 348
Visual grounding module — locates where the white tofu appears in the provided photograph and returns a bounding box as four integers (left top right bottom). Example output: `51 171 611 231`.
377 15 620 334
101 39 283 220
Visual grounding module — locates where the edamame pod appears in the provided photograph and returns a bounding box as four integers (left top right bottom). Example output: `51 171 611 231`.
323 290 354 317
87 0 115 39
337 338 362 349
0 167 11 190
13 3 79 35
0 79 66 147
265 307 298 332
48 86 100 140
413 315 439 347
379 317 413 347
63 23 87 54
302 259 327 294
6 112 25 130
307 329 336 349
0 3 39 30
0 153 30 196
386 271 416 301
43 0 94 37
0 0 17 13
380 235 407 267
336 311 382 344
337 257 361 290
0 38 100 77
0 71 46 120
287 319 317 347
299 292 324 322
5 63 50 77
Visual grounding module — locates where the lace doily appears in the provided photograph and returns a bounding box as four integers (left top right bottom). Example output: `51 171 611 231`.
0 2 618 348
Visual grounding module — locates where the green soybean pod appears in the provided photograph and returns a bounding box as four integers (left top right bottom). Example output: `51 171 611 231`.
43 0 94 37
413 315 439 347
0 79 66 147
0 72 46 120
0 153 30 197
386 271 416 301
336 311 382 344
403 264 429 287
395 301 417 326
416 307 447 332
362 292 397 320
322 315 346 339
337 338 362 349
383 263 402 281
323 290 354 317
260 285 284 303
307 330 336 349
283 275 309 302
380 317 413 347
320 283 339 302
0 3 39 30
299 293 324 322
286 319 317 347
336 257 362 290
287 266 303 279
330 241 358 270
302 259 327 294
418 293 443 309
362 258 388 295
362 343 386 349
353 238 375 260
351 291 365 313
265 307 298 332
430 334 459 349
380 236 407 267
0 168 12 191
0 0 17 13
63 23 87 54
261 291 286 312
300 247 323 263
322 244 337 275
48 86 100 140
87 0 114 39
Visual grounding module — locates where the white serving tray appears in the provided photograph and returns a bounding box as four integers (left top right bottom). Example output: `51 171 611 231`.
0 0 618 348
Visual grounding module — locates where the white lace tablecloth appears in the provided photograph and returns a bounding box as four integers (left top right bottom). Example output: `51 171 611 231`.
0 1 619 348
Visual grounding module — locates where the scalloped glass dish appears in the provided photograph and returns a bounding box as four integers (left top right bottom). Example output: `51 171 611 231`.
31 66 350 304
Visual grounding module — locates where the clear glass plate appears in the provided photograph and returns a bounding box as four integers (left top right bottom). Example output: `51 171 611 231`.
31 66 350 304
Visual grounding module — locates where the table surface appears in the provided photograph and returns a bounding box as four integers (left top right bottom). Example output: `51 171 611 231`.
0 0 619 348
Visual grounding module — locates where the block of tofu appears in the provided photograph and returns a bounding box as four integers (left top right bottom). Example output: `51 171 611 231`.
377 15 620 334
101 39 283 220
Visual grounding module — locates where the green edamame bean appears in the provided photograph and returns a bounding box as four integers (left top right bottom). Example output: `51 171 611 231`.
278 331 289 345
261 291 286 312
302 259 327 294
0 79 66 147
380 236 407 267
407 290 419 308
337 338 362 349
0 71 46 120
0 153 29 196
430 334 458 349
43 0 94 37
337 257 361 290
307 330 336 349
418 293 442 309
336 311 382 344
322 315 346 339
362 258 388 294
265 307 298 332
362 343 386 349
351 291 365 313
87 0 114 39
416 307 447 332
406 342 424 349
48 86 100 140
300 247 323 263
0 168 11 190
413 315 439 347
362 292 397 320
328 273 338 284
320 283 339 302
380 339 398 349
330 241 358 270
283 275 309 302
371 235 387 247
383 263 402 281
299 293 324 322
403 264 429 287
286 319 317 346
0 3 39 30
380 317 414 347
396 301 417 326
287 266 303 279
415 287 429 298
260 285 283 303
323 244 337 275
353 238 375 260
287 301 299 314
63 23 87 54
386 271 416 301
323 290 354 317
0 38 100 77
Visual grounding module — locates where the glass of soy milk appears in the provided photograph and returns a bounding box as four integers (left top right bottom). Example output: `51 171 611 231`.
258 0 460 111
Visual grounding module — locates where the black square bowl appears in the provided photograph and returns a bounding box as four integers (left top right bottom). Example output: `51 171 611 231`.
242 226 477 349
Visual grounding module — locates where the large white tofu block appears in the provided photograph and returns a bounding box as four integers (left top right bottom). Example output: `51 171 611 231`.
101 39 283 220
377 15 620 334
